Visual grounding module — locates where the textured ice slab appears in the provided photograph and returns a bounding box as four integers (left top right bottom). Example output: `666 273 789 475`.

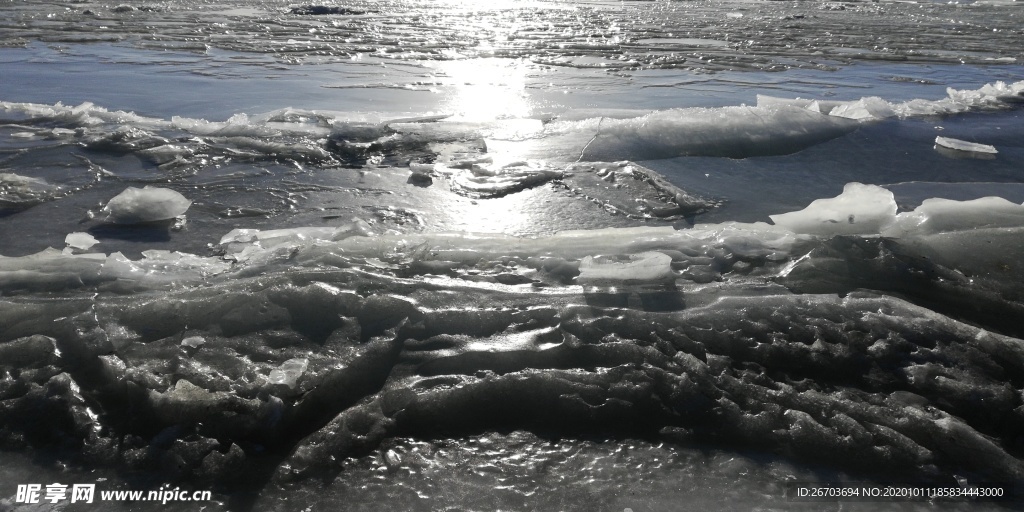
934 136 998 154
769 183 897 236
100 186 192 224
577 252 674 285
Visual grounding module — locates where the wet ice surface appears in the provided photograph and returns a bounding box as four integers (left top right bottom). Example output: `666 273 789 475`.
0 0 1021 70
2 0 1024 510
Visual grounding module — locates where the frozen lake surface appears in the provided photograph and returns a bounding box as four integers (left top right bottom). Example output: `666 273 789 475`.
1 0 1023 509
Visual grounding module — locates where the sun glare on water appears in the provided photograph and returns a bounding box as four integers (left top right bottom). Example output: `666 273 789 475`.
432 58 533 122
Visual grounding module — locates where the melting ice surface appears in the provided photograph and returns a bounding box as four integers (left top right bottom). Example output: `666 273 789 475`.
2 0 1024 510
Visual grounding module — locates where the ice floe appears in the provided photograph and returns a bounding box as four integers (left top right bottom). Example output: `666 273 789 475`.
934 135 998 154
100 186 192 224
64 232 99 251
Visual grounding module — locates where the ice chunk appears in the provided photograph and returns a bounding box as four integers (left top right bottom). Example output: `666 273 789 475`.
934 136 997 154
828 97 896 121
559 161 720 218
884 225 1024 278
1 173 61 210
0 100 167 130
165 379 216 402
409 162 435 174
65 232 99 250
100 186 191 224
181 336 206 348
755 95 847 115
769 183 897 236
0 335 59 366
269 358 309 389
218 228 262 246
875 193 1024 276
0 249 105 292
0 245 230 294
171 113 279 137
579 105 859 160
408 165 433 185
446 161 562 198
757 81 1024 121
883 196 1024 237
756 94 897 120
221 136 331 162
217 221 373 262
577 252 674 285
138 144 195 165
945 80 1024 108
